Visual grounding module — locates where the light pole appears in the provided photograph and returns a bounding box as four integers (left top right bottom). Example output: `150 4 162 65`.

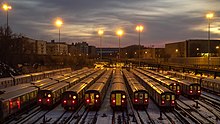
98 30 104 61
206 12 214 69
55 18 63 55
136 25 144 67
2 3 12 35
116 29 124 60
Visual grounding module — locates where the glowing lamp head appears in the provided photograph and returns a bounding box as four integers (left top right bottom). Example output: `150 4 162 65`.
122 100 124 103
116 29 124 37
206 12 214 19
2 4 12 11
136 25 144 32
55 18 63 28
190 90 193 94
162 100 165 104
198 90 201 93
134 99 138 102
47 99 50 102
172 101 175 104
98 30 104 36
122 95 126 99
72 100 75 104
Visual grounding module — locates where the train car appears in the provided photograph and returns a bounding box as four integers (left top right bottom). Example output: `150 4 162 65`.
142 69 181 97
123 69 149 108
30 72 45 81
31 78 58 89
0 83 33 95
37 82 69 107
0 86 38 122
110 69 127 109
84 70 112 108
13 74 32 85
201 78 220 93
131 69 176 109
0 77 14 89
62 70 105 110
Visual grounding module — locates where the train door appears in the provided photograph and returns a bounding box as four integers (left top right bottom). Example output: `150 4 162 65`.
116 93 121 106
90 93 95 105
139 92 144 104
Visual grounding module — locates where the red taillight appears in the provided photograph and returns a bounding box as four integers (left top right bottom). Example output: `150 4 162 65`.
63 100 67 104
47 99 50 102
190 90 192 94
162 100 165 104
72 100 75 104
177 90 180 93
17 101 20 109
122 100 124 103
134 99 138 102
95 99 98 102
112 100 115 103
198 90 201 93
38 99 42 102
86 99 90 103
172 101 175 104
145 99 148 102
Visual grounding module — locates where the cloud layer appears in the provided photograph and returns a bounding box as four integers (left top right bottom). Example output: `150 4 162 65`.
1 0 220 47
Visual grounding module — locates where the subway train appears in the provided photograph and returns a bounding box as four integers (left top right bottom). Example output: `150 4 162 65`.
38 69 99 108
0 68 90 122
131 69 176 109
0 68 72 89
84 69 112 109
61 69 105 110
110 69 127 109
137 68 181 97
167 71 220 94
122 69 149 108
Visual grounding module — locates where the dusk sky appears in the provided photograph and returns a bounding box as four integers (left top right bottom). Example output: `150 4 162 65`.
1 0 220 47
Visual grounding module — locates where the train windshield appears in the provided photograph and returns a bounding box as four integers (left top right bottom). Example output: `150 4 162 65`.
144 93 148 98
166 95 170 101
172 95 175 100
139 93 143 100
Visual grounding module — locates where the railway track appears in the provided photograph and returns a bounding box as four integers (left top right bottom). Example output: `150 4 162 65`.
177 99 215 124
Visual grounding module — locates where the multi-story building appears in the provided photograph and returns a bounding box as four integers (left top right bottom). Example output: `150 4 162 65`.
46 40 68 55
35 40 47 55
88 46 97 58
165 39 220 58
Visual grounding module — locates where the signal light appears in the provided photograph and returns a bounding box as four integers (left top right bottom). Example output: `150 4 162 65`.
63 100 67 104
86 99 90 103
190 90 192 94
38 99 42 102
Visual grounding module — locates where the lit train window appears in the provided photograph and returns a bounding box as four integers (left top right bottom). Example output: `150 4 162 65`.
69 94 71 98
198 86 200 90
171 95 175 100
135 93 138 98
170 86 172 89
162 95 165 100
111 94 115 98
85 94 89 98
166 95 170 101
190 86 192 90
177 86 180 90
173 86 176 90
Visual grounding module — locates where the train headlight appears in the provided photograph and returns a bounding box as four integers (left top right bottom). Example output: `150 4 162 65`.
73 96 76 99
48 94 51 98
122 95 125 98
96 95 99 98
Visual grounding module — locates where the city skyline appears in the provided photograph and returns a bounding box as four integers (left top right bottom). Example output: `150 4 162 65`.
0 0 220 47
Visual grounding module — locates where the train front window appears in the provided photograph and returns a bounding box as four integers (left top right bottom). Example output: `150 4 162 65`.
139 93 143 99
190 86 193 90
135 93 138 98
166 95 170 101
177 86 180 90
144 93 148 98
69 94 72 98
162 95 165 100
198 86 200 90
171 95 175 100
173 86 176 90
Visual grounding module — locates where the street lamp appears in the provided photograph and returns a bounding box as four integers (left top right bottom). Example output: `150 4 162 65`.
136 25 144 67
98 30 104 61
206 12 214 69
2 3 12 34
55 18 63 55
116 29 124 60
